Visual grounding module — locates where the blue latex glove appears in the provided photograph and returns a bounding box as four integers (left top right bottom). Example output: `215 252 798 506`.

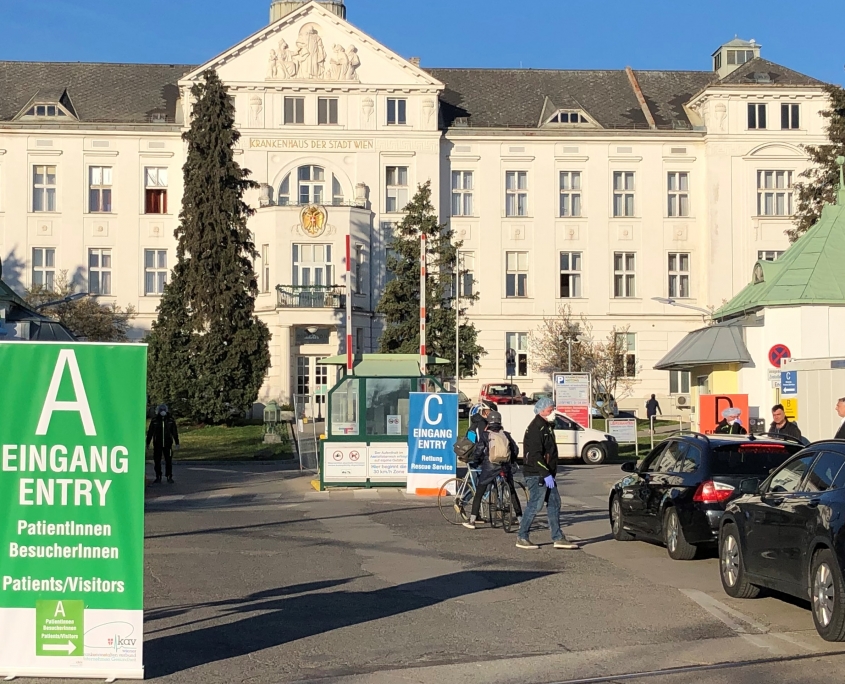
544 475 556 489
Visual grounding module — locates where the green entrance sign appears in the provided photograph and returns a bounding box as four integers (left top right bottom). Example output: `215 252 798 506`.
36 600 83 657
0 342 147 679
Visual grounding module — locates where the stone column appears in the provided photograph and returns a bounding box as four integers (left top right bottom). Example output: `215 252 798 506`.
278 324 292 404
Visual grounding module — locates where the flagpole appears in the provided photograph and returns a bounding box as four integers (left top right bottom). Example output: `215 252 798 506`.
346 233 353 374
420 232 427 388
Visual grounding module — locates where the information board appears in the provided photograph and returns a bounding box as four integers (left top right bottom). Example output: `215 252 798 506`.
368 446 408 481
553 373 592 427
323 443 368 482
0 342 146 680
608 419 638 444
406 393 458 495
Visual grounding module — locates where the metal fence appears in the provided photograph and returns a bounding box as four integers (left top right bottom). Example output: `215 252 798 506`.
293 393 322 473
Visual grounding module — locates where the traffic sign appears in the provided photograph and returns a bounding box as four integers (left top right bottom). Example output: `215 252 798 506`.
781 370 798 396
768 344 792 368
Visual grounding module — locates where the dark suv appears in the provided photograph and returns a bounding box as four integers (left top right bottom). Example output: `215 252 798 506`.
719 440 845 641
609 433 803 560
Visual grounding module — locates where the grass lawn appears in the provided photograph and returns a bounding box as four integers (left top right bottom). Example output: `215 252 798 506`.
151 421 295 462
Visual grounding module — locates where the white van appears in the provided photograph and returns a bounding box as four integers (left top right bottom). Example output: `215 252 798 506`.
495 405 618 465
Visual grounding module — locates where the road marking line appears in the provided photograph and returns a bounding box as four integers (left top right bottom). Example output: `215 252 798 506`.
680 588 769 635
353 490 381 499
151 495 185 503
771 632 821 652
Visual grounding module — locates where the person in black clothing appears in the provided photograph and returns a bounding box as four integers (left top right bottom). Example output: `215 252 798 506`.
515 398 578 550
462 411 523 529
835 398 845 439
646 394 662 432
146 404 180 483
715 407 747 435
769 404 802 440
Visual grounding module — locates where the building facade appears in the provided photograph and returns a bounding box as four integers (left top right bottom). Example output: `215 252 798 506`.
0 1 829 411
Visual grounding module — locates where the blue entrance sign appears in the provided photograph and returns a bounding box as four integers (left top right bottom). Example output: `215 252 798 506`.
406 392 458 494
781 370 798 396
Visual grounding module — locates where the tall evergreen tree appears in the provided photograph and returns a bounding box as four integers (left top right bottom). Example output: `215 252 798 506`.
147 70 270 423
790 84 845 242
377 181 484 378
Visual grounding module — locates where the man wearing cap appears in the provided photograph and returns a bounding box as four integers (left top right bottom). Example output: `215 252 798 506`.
146 404 180 483
463 410 522 529
715 407 747 435
516 397 579 550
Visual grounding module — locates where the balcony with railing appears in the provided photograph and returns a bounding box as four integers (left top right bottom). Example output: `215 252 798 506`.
276 285 346 309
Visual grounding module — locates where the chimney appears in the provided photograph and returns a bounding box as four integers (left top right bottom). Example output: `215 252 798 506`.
409 57 421 67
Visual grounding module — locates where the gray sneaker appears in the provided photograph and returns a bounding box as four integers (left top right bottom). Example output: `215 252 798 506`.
553 539 580 550
516 537 539 550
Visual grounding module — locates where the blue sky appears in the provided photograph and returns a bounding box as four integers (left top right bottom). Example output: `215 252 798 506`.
0 0 842 85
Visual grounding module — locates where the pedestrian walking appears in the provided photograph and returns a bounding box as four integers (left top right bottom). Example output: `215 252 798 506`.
516 397 579 550
715 407 747 435
462 410 523 529
835 398 845 439
645 394 662 432
146 404 180 483
769 404 802 440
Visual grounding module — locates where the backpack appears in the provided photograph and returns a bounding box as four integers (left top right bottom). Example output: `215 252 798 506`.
453 436 476 463
487 430 510 464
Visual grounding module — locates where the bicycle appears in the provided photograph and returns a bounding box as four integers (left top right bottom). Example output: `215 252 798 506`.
438 466 528 531
488 467 528 533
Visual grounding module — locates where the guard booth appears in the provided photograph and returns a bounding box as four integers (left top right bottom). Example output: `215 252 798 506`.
317 353 449 490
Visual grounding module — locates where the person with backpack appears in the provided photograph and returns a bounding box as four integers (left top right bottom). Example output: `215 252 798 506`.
462 410 522 529
516 397 579 550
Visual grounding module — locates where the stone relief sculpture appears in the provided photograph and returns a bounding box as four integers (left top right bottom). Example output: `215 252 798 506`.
267 25 362 81
715 103 727 132
249 95 263 128
422 98 435 124
361 97 374 122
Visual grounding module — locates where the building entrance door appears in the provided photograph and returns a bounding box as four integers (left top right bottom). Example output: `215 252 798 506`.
295 356 331 419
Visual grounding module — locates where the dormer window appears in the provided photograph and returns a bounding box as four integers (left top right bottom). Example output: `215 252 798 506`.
727 50 754 66
546 110 590 125
24 104 69 118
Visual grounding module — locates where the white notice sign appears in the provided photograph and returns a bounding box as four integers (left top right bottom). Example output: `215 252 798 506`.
387 415 402 435
368 446 408 481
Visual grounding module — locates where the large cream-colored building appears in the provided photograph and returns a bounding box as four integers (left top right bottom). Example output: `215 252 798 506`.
0 0 829 410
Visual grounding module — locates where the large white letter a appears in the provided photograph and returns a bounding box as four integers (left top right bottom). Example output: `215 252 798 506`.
36 350 97 436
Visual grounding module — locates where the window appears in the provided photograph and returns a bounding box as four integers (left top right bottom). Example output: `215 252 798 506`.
284 97 305 125
757 170 793 216
32 165 57 212
296 357 310 396
298 165 325 204
88 248 112 295
451 171 473 216
318 97 338 125
679 445 702 473
505 332 529 377
781 103 800 130
354 244 364 295
458 251 475 298
613 171 635 217
615 332 637 377
667 172 689 217
758 250 784 262
24 104 68 117
714 53 722 70
332 176 344 205
144 167 168 214
559 171 582 217
505 251 528 298
261 244 270 293
387 98 407 125
548 111 589 124
292 244 333 286
748 103 767 129
802 452 845 493
144 250 168 295
769 455 816 494
385 166 409 212
505 171 528 217
32 248 55 290
89 166 113 213
670 370 691 395
654 441 688 473
559 252 582 298
278 174 290 206
728 49 754 66
668 252 690 298
613 252 636 298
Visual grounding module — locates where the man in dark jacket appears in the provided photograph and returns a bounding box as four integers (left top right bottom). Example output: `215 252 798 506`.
835 398 845 439
646 394 662 432
146 404 180 483
769 404 802 441
516 398 578 550
462 411 522 529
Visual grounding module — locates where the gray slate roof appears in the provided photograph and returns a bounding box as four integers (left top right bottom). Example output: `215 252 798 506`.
0 61 193 124
717 58 825 87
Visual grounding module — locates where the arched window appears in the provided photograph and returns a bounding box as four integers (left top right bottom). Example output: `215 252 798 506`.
278 166 346 206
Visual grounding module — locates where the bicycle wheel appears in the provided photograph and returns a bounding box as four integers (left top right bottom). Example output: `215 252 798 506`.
438 477 473 525
487 483 499 529
512 480 529 515
500 484 515 533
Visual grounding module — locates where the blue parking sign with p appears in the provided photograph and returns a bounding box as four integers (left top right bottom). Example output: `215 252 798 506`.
781 370 798 396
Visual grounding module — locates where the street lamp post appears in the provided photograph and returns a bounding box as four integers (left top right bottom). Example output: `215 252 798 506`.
651 297 711 323
34 292 88 311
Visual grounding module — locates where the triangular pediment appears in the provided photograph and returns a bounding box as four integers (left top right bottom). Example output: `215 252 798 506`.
181 1 442 91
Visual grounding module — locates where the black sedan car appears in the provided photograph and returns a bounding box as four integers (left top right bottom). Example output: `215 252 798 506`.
610 433 802 560
719 440 845 641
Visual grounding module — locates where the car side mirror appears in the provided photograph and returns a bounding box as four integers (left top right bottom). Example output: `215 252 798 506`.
621 461 637 473
739 478 760 495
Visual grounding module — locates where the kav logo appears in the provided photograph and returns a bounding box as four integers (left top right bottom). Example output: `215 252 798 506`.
85 621 136 652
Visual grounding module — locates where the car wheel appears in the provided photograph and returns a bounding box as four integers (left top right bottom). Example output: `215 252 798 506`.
582 443 606 465
610 494 634 541
719 524 760 599
811 549 845 641
663 507 696 560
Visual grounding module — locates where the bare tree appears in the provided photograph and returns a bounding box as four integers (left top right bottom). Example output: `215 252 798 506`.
530 305 640 417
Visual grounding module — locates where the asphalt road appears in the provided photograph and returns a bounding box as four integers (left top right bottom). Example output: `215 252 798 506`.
20 461 845 683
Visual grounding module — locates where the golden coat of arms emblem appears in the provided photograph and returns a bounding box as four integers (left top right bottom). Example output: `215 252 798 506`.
300 205 327 237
